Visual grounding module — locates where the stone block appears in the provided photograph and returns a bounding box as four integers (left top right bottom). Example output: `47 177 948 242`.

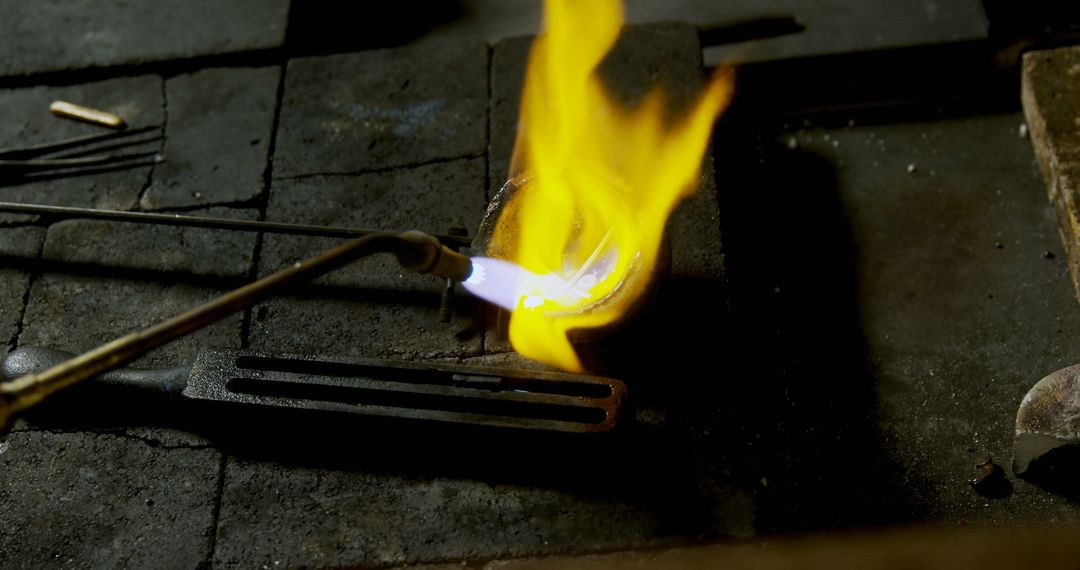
142 67 281 210
0 0 289 77
0 430 220 569
249 158 486 359
0 226 44 346
274 42 489 177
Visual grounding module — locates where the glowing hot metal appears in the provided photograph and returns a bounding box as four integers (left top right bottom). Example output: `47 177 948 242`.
477 0 733 372
463 256 614 312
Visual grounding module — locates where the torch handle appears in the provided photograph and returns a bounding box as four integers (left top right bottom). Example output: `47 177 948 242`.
1 347 189 396
0 231 472 433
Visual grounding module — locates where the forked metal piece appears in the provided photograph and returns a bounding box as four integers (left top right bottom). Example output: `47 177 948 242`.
2 346 627 433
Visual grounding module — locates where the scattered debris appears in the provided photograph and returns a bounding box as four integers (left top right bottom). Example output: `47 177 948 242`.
969 457 1012 498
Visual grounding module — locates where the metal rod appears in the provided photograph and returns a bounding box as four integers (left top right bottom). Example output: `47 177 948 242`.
0 202 473 248
0 126 160 159
0 231 472 432
50 101 127 129
0 152 162 172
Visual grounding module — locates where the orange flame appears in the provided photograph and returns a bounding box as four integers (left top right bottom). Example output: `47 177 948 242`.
491 0 733 372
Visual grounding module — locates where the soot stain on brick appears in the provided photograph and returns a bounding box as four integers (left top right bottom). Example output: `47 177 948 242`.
347 99 446 137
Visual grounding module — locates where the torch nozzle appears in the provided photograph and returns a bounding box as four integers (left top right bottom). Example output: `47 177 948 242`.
394 230 473 281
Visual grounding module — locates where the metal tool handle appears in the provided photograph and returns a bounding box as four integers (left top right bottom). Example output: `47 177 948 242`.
1 347 189 396
0 230 472 433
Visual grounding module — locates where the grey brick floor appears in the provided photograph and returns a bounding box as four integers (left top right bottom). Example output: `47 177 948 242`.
0 22 737 569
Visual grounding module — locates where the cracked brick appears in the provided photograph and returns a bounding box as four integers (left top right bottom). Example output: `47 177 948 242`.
13 208 257 442
21 208 258 365
0 430 220 569
0 226 44 348
273 42 489 177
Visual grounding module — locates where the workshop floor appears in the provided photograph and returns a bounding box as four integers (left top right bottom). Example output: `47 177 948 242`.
3 1 1080 568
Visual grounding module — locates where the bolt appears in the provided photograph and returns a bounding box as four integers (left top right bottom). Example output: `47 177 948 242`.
439 227 469 323
439 278 454 323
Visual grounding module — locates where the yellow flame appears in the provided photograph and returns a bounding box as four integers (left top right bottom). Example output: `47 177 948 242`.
492 0 733 372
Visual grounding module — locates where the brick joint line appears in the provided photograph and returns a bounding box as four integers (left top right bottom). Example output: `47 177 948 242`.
135 75 169 211
7 230 47 352
274 153 486 181
8 426 217 451
141 197 265 214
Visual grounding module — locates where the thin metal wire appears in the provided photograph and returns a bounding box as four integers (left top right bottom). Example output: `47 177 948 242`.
0 202 473 248
0 126 161 159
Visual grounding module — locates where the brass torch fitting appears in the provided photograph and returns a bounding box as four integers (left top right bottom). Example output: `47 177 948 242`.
395 230 473 281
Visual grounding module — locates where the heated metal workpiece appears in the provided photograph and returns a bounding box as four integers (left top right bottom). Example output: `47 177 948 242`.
1014 365 1080 476
3 346 625 433
473 173 672 326
0 231 472 433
